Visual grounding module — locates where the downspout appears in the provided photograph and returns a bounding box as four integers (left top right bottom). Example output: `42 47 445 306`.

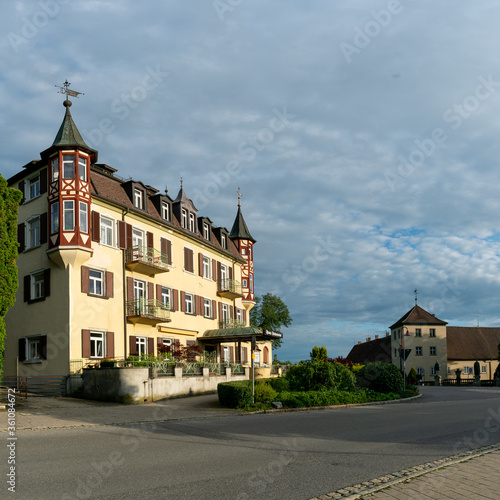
122 208 130 359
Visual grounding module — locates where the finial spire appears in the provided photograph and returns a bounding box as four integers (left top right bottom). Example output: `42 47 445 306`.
238 187 242 207
55 80 84 107
414 289 418 305
180 177 183 189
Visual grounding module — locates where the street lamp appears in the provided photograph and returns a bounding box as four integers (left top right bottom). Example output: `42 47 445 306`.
401 327 411 392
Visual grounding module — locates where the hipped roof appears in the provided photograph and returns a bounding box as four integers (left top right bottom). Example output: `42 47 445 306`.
389 304 447 330
346 336 391 364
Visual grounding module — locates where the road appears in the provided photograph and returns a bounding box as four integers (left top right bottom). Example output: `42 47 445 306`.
6 386 500 499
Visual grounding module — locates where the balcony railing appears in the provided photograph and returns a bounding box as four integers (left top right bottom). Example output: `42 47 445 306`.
125 245 169 275
217 278 243 299
219 319 246 329
126 298 171 325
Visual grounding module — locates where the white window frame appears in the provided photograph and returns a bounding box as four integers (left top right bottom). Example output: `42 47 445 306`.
203 256 211 279
430 346 437 356
237 308 243 324
78 156 87 182
27 216 41 249
161 287 171 310
90 331 104 358
415 328 421 337
89 269 104 296
429 328 436 337
203 223 210 240
134 188 143 209
221 233 227 249
133 279 146 314
181 209 187 229
162 338 172 348
51 156 59 182
132 227 144 248
417 367 425 377
415 346 423 356
27 174 40 201
223 346 230 363
222 303 229 325
79 201 88 234
136 337 147 357
204 298 212 318
100 216 115 247
189 213 195 232
31 271 45 300
161 202 169 221
430 366 436 376
220 264 227 283
185 293 193 314
51 202 59 234
481 365 487 374
63 200 75 231
26 336 42 361
242 278 248 288
62 154 75 179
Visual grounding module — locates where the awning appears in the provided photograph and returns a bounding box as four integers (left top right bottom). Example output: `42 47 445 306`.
200 327 282 343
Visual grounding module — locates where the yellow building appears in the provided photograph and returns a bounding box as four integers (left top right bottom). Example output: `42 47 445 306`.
5 94 276 391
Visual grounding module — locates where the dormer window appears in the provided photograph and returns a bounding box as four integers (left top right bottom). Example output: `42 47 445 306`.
134 188 143 209
189 213 195 232
78 156 87 182
203 223 210 240
161 201 170 221
62 154 75 179
221 233 227 249
181 209 187 229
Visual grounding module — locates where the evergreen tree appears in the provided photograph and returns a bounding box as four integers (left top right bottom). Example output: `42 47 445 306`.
0 174 22 379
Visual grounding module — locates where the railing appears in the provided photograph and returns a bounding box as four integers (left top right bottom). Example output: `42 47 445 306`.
125 245 169 271
126 298 171 321
217 278 242 295
182 363 204 376
219 319 246 329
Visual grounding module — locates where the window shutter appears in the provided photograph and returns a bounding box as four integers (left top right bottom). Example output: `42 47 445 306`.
18 338 26 362
166 239 172 265
188 249 194 272
44 269 51 297
40 168 48 194
148 282 154 302
229 346 234 362
82 330 91 358
106 332 115 358
117 220 126 249
229 267 233 280
148 337 155 355
147 231 154 248
218 302 222 321
105 271 114 298
40 212 48 244
40 335 48 360
129 336 138 356
157 337 163 348
81 266 89 294
156 284 162 301
199 253 204 276
217 261 221 283
18 223 25 252
230 305 234 320
18 181 25 204
193 295 198 316
126 223 133 249
127 277 134 301
172 289 178 311
24 275 30 302
212 260 217 281
243 310 247 324
91 211 100 243
160 238 167 263
200 296 205 316
180 291 185 312
212 299 217 319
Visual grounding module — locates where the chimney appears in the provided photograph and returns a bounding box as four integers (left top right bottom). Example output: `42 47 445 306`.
358 341 361 345
375 335 379 340
386 332 390 336
366 337 371 342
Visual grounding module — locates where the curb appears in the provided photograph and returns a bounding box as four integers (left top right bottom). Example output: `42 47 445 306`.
311 442 500 499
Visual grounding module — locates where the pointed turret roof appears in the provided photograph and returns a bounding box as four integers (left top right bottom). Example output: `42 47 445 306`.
41 99 97 159
389 304 447 330
229 205 256 242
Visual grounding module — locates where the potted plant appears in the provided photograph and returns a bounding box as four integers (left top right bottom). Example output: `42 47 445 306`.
100 358 118 368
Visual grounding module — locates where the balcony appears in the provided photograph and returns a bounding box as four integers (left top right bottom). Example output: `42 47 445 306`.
219 319 246 329
125 245 169 276
126 299 171 325
217 278 243 299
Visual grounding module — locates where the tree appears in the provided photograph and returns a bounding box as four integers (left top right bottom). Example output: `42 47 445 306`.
310 345 328 361
250 293 292 349
0 174 23 380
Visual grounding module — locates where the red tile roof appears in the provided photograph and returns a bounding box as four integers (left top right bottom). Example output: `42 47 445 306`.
447 327 500 360
389 305 447 330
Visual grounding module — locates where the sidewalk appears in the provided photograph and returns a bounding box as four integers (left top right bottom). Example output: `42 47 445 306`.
313 443 500 500
0 392 238 431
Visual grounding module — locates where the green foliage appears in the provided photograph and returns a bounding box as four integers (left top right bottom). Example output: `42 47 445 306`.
0 174 22 380
277 390 367 408
357 361 404 394
310 345 328 361
407 367 418 385
254 382 277 403
250 293 292 349
268 376 290 392
285 360 355 392
218 381 253 408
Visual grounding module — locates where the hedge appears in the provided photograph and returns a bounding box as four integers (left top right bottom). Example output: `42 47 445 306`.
218 381 253 408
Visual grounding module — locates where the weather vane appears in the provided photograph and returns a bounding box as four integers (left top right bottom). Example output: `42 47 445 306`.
414 288 418 305
55 80 84 99
238 187 242 207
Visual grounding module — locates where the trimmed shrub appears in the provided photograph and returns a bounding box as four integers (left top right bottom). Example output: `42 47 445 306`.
285 361 356 392
268 377 290 392
218 381 252 408
357 362 404 394
254 382 277 403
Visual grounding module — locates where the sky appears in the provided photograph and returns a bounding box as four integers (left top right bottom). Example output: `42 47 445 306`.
3 1 500 362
